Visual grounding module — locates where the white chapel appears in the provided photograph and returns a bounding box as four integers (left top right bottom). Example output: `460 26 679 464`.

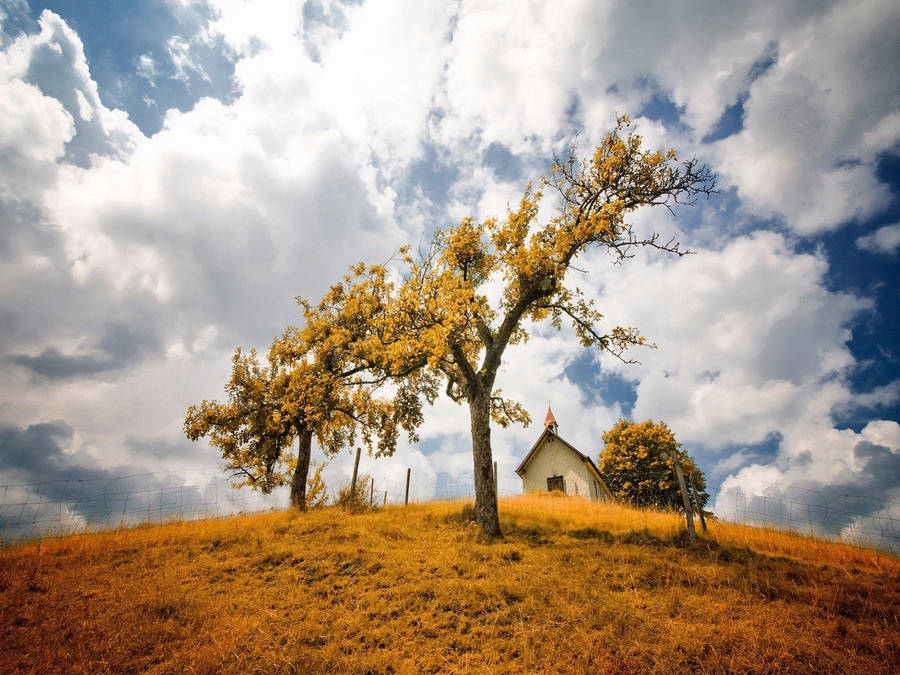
515 406 613 501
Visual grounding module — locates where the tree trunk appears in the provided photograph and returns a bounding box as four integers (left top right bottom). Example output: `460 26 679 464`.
468 390 502 537
289 428 313 509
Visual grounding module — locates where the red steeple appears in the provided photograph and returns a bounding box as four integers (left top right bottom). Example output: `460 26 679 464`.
544 405 557 430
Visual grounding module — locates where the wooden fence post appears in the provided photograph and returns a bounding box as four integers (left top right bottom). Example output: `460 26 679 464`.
404 468 411 505
673 458 696 541
493 461 498 497
688 474 707 532
383 491 387 507
350 447 361 499
369 477 374 507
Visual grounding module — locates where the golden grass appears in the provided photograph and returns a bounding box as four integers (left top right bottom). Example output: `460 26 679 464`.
1 494 898 673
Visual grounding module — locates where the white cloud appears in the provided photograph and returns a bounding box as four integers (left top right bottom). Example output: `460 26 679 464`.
714 420 900 545
203 0 303 56
569 227 899 544
135 54 157 84
0 76 72 197
714 0 899 233
311 0 453 168
438 0 613 156
586 231 869 447
0 7 412 482
856 222 900 255
167 34 210 84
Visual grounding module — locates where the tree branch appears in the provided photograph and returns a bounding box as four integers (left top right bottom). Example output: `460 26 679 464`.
539 302 642 365
474 314 495 350
437 360 466 402
448 340 478 392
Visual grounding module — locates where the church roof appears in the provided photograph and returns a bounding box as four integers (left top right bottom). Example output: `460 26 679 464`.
544 405 557 427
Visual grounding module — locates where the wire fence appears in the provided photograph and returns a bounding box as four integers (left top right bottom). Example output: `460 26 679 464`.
2 465 898 551
0 468 283 545
704 471 900 551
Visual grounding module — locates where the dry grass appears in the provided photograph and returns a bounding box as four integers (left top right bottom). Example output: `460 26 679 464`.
1 494 898 673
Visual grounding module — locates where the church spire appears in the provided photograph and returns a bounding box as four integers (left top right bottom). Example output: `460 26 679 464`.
544 405 558 433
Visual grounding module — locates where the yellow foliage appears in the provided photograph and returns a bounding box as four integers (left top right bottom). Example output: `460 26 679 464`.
186 257 438 506
304 461 329 509
599 419 708 511
339 115 712 424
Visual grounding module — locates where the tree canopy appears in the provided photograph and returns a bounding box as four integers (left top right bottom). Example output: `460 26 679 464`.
349 116 715 535
184 274 432 509
184 347 296 496
598 419 708 511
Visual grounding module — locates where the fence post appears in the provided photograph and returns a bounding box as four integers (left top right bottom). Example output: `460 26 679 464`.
493 461 498 497
383 490 387 507
350 446 361 499
405 467 411 505
673 458 696 541
688 474 707 532
369 477 374 507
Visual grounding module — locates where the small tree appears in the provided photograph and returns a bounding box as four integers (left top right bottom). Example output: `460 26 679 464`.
184 347 297 497
304 460 329 509
598 419 708 511
185 272 432 510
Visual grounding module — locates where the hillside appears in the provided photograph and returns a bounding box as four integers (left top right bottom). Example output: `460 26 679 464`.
1 495 898 673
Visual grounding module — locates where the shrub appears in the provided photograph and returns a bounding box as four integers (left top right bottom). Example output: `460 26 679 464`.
336 473 374 512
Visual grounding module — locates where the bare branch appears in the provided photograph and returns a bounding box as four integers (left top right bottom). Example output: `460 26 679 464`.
538 302 644 365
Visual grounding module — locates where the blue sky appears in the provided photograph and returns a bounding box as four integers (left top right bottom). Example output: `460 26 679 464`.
1 0 898 542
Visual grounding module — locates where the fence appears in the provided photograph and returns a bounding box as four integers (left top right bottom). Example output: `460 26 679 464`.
2 464 898 551
0 468 283 545
703 471 900 550
0 463 495 545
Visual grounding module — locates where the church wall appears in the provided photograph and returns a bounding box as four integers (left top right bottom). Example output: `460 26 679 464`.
520 436 600 499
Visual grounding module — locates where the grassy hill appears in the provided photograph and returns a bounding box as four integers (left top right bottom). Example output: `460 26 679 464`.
1 495 898 673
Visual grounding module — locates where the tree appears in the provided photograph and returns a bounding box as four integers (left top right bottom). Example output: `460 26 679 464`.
363 116 714 536
185 273 432 510
598 419 708 511
184 347 299 498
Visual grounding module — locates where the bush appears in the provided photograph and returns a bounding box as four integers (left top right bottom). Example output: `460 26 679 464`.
599 419 708 511
336 473 374 512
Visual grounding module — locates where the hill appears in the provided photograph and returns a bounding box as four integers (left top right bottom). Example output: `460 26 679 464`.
1 495 898 673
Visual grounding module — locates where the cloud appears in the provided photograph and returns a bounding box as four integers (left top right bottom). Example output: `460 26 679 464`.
135 53 157 84
0 419 279 540
0 419 73 475
13 11 142 167
0 420 186 533
856 222 900 255
0 5 418 503
0 66 73 202
714 0 900 233
9 321 161 379
588 231 868 446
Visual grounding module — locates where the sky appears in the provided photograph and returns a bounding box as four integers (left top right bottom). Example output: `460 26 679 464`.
0 0 898 544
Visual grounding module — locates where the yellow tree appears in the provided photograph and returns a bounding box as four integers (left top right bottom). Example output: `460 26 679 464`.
368 116 715 535
598 419 708 510
184 347 298 498
185 271 433 510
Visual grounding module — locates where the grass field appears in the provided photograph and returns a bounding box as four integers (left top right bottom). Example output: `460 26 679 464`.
1 495 898 673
